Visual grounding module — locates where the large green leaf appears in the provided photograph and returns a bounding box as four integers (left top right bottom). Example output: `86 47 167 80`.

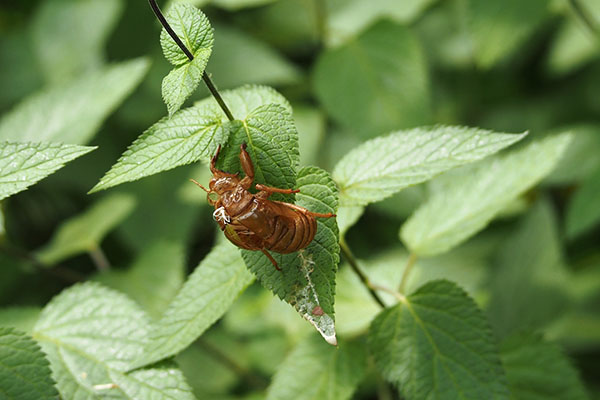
369 280 509 399
567 166 600 238
0 327 58 400
0 141 96 201
267 334 366 400
333 126 526 206
465 0 551 67
500 333 589 400
214 103 300 198
240 167 340 345
36 193 136 265
0 58 149 145
91 85 289 193
89 105 229 193
93 241 185 319
160 3 214 115
314 20 430 138
32 283 194 399
32 0 123 84
131 241 254 369
401 133 572 257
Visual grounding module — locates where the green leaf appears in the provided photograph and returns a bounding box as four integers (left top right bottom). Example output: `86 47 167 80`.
108 363 196 400
0 307 42 333
567 166 600 238
160 3 213 66
487 200 570 338
240 167 340 345
214 103 300 198
0 58 149 145
90 105 229 193
206 24 301 89
0 327 58 400
194 84 292 122
32 0 123 84
336 205 364 237
333 126 527 207
160 4 213 115
326 0 436 46
36 193 136 265
93 241 185 319
0 141 96 201
211 0 279 11
545 125 600 184
131 241 254 369
313 20 430 138
465 0 551 67
369 280 509 399
401 133 572 257
294 106 326 166
162 55 209 116
500 333 589 400
32 283 194 399
547 13 599 75
266 334 366 400
91 85 288 193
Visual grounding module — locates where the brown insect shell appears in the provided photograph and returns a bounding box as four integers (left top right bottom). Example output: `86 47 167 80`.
208 171 253 216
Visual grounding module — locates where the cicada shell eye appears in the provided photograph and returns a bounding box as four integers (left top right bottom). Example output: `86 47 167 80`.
207 191 219 206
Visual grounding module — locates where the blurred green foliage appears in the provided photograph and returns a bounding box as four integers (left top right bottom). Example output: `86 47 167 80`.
1 0 600 399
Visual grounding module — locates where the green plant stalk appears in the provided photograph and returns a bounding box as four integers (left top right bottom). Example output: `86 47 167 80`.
148 0 235 121
399 253 417 294
339 240 386 308
88 246 111 270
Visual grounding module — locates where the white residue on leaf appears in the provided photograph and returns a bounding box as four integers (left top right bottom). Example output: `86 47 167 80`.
293 250 337 346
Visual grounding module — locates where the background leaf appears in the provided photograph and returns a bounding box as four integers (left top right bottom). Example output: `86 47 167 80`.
401 133 573 257
36 193 136 265
0 58 149 144
0 307 42 333
313 20 430 138
500 333 589 400
132 241 254 369
266 334 366 400
0 141 96 201
566 166 600 238
160 3 214 115
369 280 509 399
487 200 571 338
465 0 551 67
0 327 58 400
333 126 526 206
32 0 123 84
325 0 436 46
93 241 185 319
240 167 339 345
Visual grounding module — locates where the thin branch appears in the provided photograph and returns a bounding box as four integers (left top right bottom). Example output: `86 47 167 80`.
339 240 386 308
147 0 235 121
569 0 600 37
399 253 417 294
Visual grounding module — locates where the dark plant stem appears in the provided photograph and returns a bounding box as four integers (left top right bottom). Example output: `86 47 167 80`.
197 338 268 389
569 0 600 37
339 240 386 308
147 0 235 121
314 0 327 47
